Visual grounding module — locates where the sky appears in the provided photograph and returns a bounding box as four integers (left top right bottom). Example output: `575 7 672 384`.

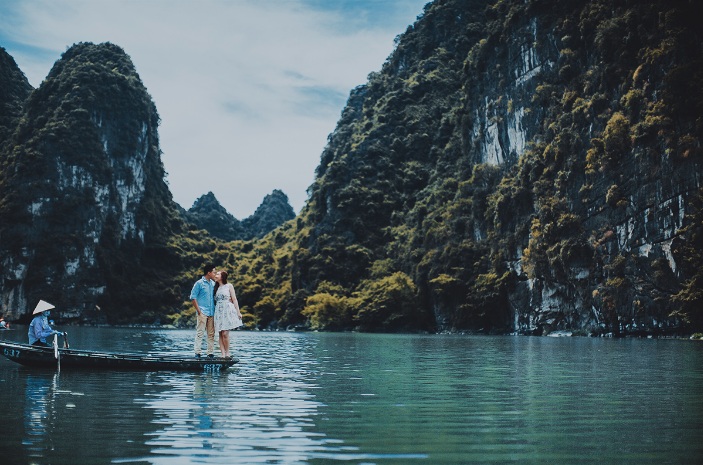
0 0 430 218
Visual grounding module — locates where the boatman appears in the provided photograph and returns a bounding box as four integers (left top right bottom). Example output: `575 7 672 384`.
190 264 216 358
28 300 62 346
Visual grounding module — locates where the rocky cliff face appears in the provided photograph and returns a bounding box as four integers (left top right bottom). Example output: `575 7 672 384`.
458 0 702 334
283 0 703 334
2 1 701 333
0 42 180 322
0 42 299 324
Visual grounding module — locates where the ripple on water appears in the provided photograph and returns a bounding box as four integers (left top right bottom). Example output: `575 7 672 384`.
3 328 702 464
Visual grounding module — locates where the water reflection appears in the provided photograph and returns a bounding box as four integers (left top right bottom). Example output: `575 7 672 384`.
306 333 703 464
3 328 702 464
135 334 338 464
14 365 162 464
193 374 215 448
23 371 60 459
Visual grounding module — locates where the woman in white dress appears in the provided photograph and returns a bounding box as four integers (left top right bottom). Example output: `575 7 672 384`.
213 270 243 358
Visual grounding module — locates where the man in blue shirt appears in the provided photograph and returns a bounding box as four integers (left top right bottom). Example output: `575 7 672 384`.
190 264 216 357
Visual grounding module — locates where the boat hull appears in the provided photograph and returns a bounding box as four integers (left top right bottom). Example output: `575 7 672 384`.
0 340 237 372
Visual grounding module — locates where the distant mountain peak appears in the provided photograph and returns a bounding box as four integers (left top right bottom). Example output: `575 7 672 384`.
191 191 228 213
0 46 33 146
242 189 296 239
184 189 294 241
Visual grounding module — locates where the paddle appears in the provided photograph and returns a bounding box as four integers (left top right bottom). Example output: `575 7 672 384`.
53 333 60 370
52 332 69 370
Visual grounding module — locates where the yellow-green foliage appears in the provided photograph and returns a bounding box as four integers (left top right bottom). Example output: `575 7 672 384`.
156 0 702 334
603 112 631 161
302 293 351 330
521 218 542 278
353 272 419 330
605 184 624 208
585 138 604 174
166 301 197 328
429 273 461 290
302 282 352 330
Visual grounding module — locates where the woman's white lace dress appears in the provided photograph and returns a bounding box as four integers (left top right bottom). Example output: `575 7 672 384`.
214 284 243 332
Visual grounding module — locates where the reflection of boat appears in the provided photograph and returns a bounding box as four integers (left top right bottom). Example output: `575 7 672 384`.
0 340 238 372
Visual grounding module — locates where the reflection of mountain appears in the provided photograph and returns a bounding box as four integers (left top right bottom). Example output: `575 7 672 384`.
192 374 215 448
134 334 338 461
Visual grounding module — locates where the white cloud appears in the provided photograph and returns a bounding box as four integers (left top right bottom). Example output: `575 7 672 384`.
0 0 428 218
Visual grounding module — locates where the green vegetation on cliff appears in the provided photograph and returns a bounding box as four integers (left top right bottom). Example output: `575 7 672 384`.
1 0 701 335
185 0 701 334
0 42 183 322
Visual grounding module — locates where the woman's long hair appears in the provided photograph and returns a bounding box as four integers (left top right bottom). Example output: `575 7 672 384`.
213 270 229 298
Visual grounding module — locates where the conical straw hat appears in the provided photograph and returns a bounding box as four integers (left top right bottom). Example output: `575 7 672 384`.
33 300 55 315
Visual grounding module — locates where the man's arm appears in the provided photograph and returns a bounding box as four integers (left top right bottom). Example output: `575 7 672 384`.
190 280 203 316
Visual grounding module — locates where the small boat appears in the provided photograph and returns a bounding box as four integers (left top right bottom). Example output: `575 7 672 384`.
0 339 238 372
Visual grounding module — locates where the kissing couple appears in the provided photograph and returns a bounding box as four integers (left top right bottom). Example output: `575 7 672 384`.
190 264 243 358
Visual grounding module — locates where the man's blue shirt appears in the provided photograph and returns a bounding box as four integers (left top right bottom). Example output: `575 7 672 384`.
190 276 215 317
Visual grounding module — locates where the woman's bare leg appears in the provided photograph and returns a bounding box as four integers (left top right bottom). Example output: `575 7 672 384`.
219 331 227 357
222 331 230 357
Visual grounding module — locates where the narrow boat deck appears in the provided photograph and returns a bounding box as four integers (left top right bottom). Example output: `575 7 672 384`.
0 340 238 372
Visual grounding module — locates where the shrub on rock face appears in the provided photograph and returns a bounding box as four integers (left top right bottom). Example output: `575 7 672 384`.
302 282 352 331
603 112 631 164
353 272 420 331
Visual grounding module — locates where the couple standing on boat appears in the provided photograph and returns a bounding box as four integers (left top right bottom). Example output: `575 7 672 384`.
190 264 243 359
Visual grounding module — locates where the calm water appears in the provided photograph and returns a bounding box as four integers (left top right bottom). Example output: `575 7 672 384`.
0 327 701 464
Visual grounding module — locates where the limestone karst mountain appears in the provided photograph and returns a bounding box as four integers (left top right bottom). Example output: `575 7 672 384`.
225 0 703 334
0 43 293 323
2 0 702 334
0 47 32 149
0 42 182 321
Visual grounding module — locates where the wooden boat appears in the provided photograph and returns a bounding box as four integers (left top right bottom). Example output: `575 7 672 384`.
0 339 238 372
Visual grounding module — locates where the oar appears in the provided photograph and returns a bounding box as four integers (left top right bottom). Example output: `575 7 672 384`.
53 333 61 371
62 331 69 349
